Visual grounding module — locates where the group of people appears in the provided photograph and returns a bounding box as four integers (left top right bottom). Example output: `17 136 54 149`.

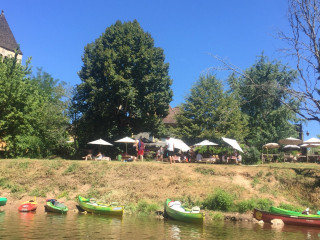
82 151 110 161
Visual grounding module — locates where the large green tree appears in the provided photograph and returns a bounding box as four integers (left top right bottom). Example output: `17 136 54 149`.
173 75 249 144
228 55 300 147
71 20 173 145
0 55 69 157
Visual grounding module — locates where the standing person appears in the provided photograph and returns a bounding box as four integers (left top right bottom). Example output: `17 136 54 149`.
159 146 164 162
165 136 175 164
138 137 145 161
134 139 139 159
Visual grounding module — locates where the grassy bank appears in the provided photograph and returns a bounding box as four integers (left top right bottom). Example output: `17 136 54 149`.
0 159 320 217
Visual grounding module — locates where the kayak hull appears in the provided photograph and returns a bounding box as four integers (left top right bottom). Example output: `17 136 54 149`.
18 201 37 212
78 196 123 216
45 200 68 214
164 199 204 223
0 197 7 206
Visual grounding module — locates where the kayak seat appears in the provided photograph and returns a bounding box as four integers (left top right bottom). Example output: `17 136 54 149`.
191 207 200 213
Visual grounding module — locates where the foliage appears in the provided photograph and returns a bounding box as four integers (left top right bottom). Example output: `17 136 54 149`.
0 55 70 158
236 198 274 213
203 188 234 211
173 74 248 145
228 55 300 148
242 146 261 165
278 203 304 212
70 20 173 146
136 200 160 215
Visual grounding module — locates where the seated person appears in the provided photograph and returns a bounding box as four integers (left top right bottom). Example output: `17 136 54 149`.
96 152 103 160
302 207 310 215
82 153 92 160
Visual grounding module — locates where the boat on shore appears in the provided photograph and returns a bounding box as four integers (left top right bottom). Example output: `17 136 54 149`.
270 206 320 218
45 199 68 214
164 199 205 223
254 208 320 228
0 197 7 206
18 200 37 212
77 196 124 216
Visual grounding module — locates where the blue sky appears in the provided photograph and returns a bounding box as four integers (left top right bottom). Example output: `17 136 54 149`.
2 0 318 139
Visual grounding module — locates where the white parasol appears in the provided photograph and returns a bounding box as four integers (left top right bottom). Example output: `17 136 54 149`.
279 137 303 145
115 137 136 155
262 143 280 149
222 137 243 153
304 137 320 144
88 138 113 146
283 145 300 150
171 138 190 152
194 140 218 146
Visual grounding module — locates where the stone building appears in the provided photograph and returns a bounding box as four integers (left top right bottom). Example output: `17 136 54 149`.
0 10 22 60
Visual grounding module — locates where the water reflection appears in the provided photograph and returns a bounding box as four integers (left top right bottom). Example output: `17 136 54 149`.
0 211 319 239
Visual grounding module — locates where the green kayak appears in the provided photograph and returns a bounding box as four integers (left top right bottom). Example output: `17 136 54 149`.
0 198 7 206
164 199 205 223
45 199 68 214
270 206 320 218
78 196 124 216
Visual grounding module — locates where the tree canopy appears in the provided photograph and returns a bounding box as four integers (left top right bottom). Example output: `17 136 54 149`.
71 20 173 145
228 55 300 147
0 55 69 157
172 74 249 144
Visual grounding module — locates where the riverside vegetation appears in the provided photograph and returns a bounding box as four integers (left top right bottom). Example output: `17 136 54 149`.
0 159 320 221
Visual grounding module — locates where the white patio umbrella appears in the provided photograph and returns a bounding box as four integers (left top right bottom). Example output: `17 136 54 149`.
88 138 113 146
279 137 303 145
300 143 320 162
304 137 320 144
262 143 280 160
115 137 136 155
171 138 190 152
283 145 300 150
194 140 218 146
222 137 243 153
262 143 280 149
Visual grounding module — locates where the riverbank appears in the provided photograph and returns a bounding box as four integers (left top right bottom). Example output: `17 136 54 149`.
0 159 319 221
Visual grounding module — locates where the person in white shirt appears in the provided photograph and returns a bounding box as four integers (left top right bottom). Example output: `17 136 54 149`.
196 152 203 162
165 136 175 164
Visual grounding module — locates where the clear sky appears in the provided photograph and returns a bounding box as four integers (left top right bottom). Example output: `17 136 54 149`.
2 0 319 140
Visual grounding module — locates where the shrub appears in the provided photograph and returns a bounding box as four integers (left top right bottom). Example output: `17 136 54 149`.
136 200 160 215
242 146 261 165
256 198 273 210
203 188 234 211
236 199 256 213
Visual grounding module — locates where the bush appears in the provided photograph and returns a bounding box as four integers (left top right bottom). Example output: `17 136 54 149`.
236 199 256 213
242 146 261 165
203 188 234 211
136 200 160 215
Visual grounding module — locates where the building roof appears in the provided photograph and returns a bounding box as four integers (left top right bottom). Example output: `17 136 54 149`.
163 106 180 125
0 10 22 54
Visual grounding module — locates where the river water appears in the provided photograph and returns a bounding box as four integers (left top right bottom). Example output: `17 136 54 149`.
0 211 319 239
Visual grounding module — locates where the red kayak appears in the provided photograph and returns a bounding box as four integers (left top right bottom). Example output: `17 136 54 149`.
18 200 38 212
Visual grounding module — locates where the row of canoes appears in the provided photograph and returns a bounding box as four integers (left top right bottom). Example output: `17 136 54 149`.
8 195 320 227
0 196 205 223
254 207 320 228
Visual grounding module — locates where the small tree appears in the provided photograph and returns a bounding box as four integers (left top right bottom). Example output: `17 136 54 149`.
173 74 248 144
